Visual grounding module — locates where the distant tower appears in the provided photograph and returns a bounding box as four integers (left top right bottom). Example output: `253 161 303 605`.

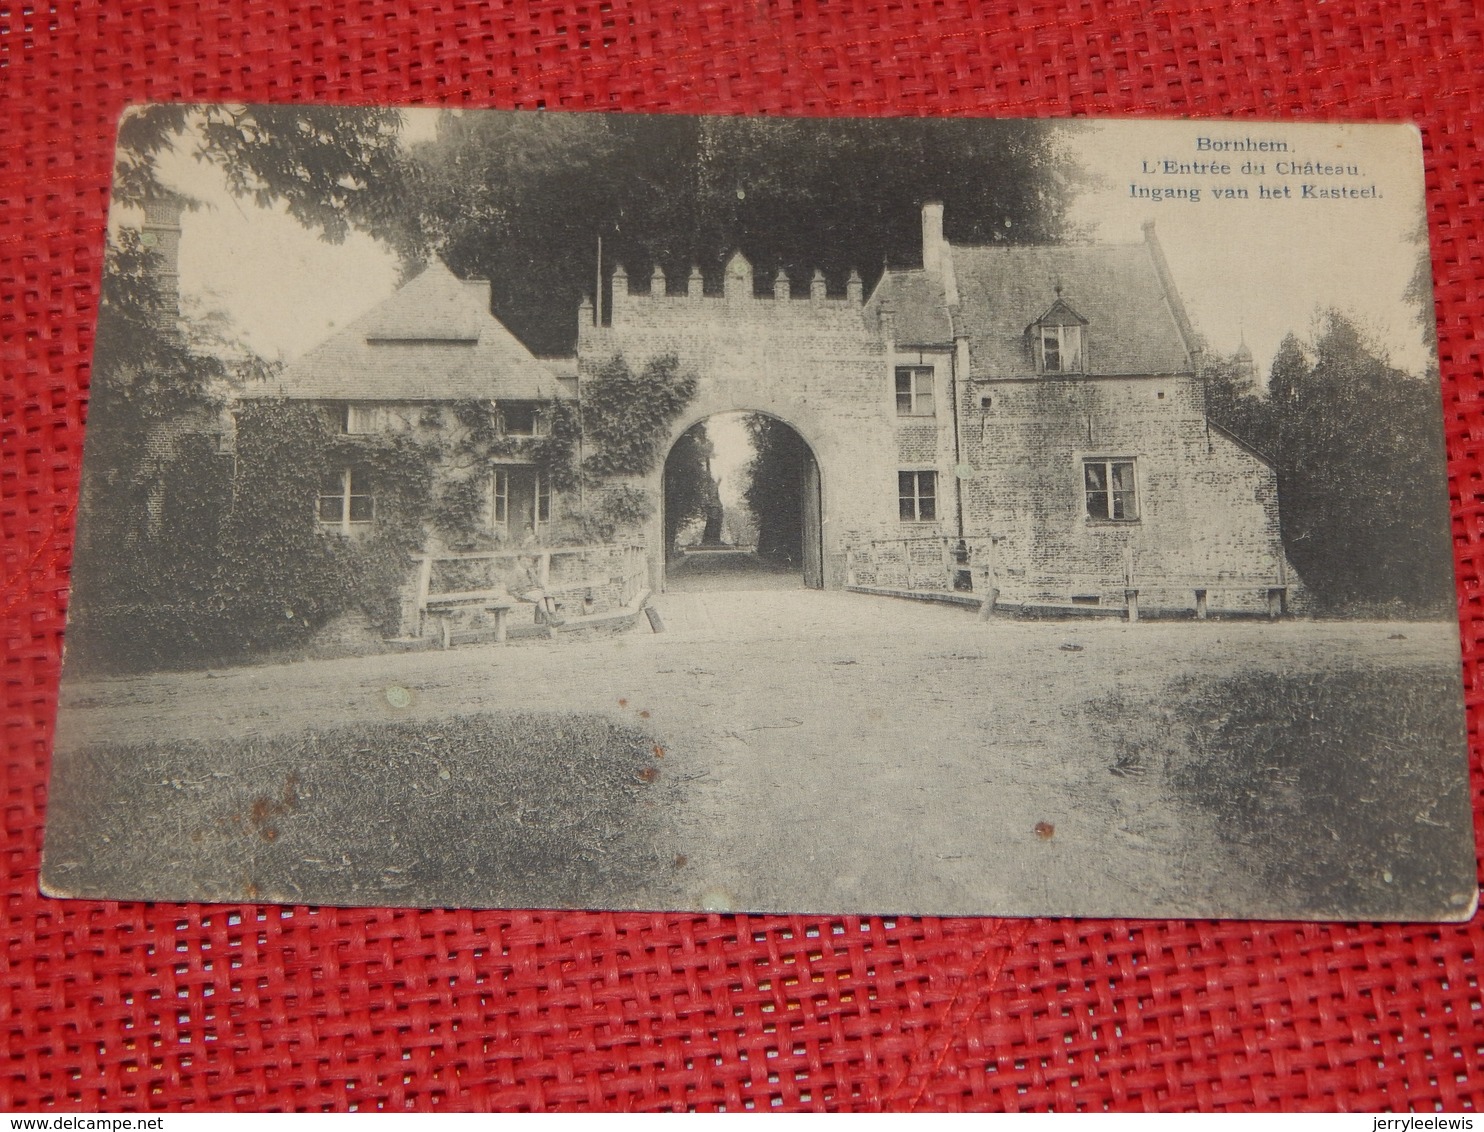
140 194 184 315
1234 333 1256 385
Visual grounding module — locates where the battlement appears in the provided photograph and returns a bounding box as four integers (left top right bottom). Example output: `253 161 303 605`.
579 251 867 342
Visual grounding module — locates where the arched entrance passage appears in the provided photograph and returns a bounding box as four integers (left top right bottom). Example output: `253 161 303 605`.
659 411 823 593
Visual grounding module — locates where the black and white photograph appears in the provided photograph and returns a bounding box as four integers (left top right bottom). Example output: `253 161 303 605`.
41 108 1475 920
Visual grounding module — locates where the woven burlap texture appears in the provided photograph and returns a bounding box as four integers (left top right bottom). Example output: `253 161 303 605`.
2 0 1481 1111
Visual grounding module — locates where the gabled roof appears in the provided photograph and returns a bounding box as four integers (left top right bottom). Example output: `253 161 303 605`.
241 260 569 402
863 269 954 348
1032 296 1088 328
951 241 1195 378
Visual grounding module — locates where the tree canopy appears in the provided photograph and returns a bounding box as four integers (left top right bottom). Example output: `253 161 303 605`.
400 112 1087 354
117 106 1089 356
1205 312 1454 613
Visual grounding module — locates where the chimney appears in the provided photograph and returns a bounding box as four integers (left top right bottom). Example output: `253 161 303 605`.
140 193 185 315
578 295 594 340
650 264 666 296
922 200 946 275
922 199 959 306
611 263 627 320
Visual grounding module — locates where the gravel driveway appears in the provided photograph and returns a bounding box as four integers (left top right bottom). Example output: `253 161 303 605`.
49 590 1466 917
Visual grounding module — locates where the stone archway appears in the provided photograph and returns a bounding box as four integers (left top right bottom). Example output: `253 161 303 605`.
656 410 825 594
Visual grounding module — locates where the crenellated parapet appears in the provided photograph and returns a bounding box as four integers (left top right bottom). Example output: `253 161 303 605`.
581 251 870 338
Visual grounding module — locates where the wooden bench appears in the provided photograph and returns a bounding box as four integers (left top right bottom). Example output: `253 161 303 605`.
423 589 517 648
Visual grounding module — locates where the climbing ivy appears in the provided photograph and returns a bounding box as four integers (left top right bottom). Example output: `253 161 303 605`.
581 354 697 478
72 351 695 671
432 397 584 548
221 400 439 643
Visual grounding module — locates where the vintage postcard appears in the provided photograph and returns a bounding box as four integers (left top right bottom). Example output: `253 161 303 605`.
43 108 1476 920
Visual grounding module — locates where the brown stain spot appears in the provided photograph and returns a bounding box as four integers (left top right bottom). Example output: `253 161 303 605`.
636 767 659 784
673 854 688 868
652 744 665 759
639 709 650 719
245 771 301 842
618 698 628 708
1034 821 1055 840
244 880 261 900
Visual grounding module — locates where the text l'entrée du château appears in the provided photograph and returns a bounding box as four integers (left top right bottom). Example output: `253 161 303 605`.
1128 135 1380 204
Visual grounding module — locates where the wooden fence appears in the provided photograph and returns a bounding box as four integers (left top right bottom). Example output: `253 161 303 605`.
846 535 1289 621
409 543 648 639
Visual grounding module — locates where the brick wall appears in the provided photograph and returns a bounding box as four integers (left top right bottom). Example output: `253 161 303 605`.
580 267 899 587
961 373 1295 613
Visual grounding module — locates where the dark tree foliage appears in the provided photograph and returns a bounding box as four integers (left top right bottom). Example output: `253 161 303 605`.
1403 217 1440 362
401 113 1087 354
663 424 721 553
118 109 1084 356
68 233 235 668
1205 314 1454 613
743 415 813 566
115 104 412 244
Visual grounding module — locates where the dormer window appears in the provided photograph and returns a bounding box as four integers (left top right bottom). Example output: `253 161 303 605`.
1032 297 1088 375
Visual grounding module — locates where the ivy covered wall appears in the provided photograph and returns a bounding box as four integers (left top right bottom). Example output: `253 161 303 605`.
69 354 697 673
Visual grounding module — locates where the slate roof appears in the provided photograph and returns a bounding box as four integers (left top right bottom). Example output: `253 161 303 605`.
951 242 1195 379
863 269 954 348
242 260 569 402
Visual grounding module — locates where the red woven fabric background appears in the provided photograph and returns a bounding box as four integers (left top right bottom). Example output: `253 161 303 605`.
3 0 1482 1111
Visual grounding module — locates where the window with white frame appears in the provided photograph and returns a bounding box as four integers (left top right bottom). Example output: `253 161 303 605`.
1041 323 1083 373
1032 298 1088 375
340 403 379 434
894 366 935 416
318 466 374 532
898 470 938 522
1083 458 1138 521
535 471 551 525
500 403 544 437
490 467 552 536
491 468 510 531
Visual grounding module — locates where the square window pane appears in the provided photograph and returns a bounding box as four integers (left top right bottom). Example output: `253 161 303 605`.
348 495 374 523
1084 463 1106 491
318 496 344 522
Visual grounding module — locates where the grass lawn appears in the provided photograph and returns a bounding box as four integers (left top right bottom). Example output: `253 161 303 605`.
43 711 683 909
1091 663 1476 918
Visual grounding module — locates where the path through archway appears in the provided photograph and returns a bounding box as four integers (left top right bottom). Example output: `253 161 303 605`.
661 411 822 593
